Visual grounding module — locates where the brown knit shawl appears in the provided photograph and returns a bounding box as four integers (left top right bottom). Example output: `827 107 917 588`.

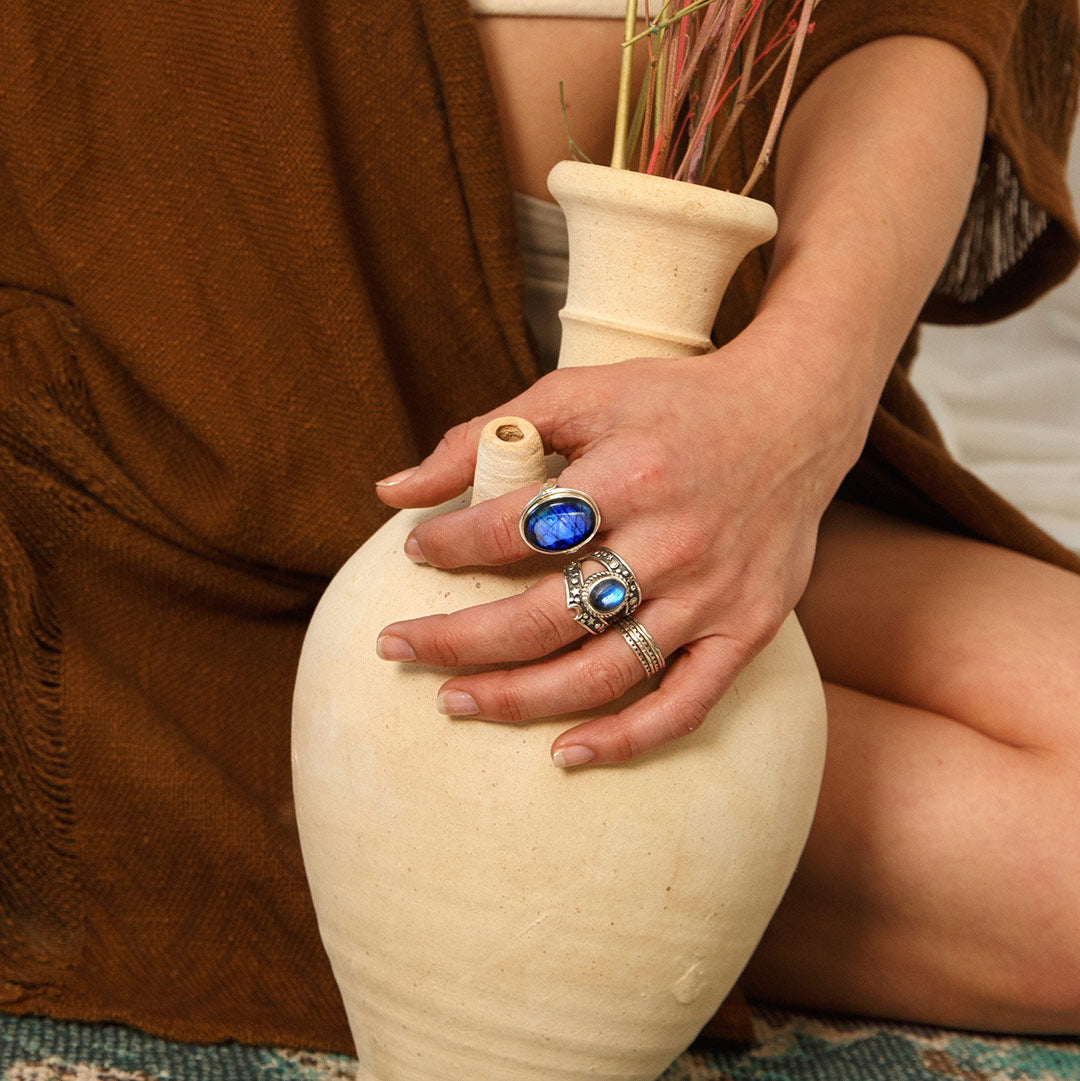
0 0 1077 1052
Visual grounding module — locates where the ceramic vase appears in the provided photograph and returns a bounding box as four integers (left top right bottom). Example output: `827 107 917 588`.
292 160 828 1081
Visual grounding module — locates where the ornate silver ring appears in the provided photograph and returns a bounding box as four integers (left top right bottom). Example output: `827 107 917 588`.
617 617 666 678
519 479 602 555
563 548 642 635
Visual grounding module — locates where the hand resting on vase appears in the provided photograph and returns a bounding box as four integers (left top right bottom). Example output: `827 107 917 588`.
374 36 989 767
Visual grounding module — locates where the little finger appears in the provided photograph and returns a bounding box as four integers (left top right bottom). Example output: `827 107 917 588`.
549 633 753 766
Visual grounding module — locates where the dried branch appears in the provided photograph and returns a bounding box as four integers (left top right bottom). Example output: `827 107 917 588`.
610 0 820 193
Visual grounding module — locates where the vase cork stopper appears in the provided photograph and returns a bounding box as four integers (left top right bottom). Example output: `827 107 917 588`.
470 415 549 506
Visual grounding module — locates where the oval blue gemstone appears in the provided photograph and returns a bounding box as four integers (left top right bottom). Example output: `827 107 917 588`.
523 497 596 552
588 578 626 613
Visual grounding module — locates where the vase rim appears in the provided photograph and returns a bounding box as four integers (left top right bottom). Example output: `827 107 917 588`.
546 159 777 236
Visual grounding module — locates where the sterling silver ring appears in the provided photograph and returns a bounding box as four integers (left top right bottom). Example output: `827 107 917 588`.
617 617 666 677
519 479 602 555
564 548 642 635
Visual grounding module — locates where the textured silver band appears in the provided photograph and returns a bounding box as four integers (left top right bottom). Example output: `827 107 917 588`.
617 617 666 677
563 548 642 635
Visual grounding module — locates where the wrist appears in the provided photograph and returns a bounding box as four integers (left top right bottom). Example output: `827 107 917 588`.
731 295 887 475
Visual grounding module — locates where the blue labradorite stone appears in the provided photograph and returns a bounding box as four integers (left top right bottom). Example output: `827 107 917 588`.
523 497 596 552
588 578 626 613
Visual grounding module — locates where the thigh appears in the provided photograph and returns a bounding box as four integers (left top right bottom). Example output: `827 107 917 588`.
796 500 1080 756
742 502 1080 1030
743 678 1080 1031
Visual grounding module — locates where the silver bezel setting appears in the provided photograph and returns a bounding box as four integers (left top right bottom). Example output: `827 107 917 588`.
563 548 642 635
519 482 602 556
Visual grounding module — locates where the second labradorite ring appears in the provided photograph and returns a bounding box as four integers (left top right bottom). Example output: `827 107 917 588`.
564 547 642 635
519 479 602 555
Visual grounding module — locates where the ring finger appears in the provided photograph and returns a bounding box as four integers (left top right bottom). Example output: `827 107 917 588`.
432 600 685 722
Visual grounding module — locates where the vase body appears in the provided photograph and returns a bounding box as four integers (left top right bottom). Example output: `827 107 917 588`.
292 162 826 1081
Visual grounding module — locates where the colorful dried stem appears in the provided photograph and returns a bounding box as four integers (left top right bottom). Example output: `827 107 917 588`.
610 0 643 168
611 0 820 194
739 0 816 194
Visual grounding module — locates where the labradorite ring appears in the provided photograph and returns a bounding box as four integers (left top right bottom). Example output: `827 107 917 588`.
563 548 642 635
519 480 602 555
616 617 666 678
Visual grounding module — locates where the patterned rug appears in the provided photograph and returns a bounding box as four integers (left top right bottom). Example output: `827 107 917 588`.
3 1007 1079 1080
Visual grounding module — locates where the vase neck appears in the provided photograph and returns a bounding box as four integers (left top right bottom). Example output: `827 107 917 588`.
547 161 776 369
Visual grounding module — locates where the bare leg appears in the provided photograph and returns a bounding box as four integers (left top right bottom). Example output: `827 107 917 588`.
741 501 1080 1034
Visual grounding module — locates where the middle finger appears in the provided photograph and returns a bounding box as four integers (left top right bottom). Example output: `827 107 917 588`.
376 544 659 668
377 571 583 668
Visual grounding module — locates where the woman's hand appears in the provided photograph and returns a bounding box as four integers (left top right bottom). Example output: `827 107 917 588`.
375 317 861 767
375 34 989 767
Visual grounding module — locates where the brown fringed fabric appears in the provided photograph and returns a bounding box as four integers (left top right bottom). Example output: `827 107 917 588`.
0 0 1077 1056
927 0 1080 317
0 0 532 1051
0 294 90 1002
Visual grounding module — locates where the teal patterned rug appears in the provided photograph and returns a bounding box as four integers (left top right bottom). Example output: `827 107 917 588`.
3 1007 1079 1080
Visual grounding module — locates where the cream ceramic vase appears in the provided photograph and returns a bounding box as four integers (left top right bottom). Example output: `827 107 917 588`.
292 160 828 1081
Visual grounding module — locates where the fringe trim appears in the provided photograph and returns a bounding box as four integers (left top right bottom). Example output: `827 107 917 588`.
0 492 82 977
935 0 1080 307
0 301 93 981
933 145 1050 305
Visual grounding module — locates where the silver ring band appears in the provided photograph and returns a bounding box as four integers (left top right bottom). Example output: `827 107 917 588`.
564 548 642 635
617 617 666 677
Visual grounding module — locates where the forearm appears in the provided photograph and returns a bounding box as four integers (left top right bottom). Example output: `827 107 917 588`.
748 35 989 467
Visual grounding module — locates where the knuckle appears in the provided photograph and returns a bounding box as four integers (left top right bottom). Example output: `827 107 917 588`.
516 602 568 653
434 424 470 461
655 695 711 743
425 622 467 667
674 695 711 735
431 416 488 470
621 441 670 500
485 679 529 723
663 523 712 570
743 597 787 652
478 510 523 564
579 653 634 707
608 729 638 763
722 632 759 670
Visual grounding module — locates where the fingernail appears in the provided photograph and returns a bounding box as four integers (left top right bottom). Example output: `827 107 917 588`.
376 634 416 661
404 535 426 563
437 690 479 716
375 466 419 487
552 745 595 768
